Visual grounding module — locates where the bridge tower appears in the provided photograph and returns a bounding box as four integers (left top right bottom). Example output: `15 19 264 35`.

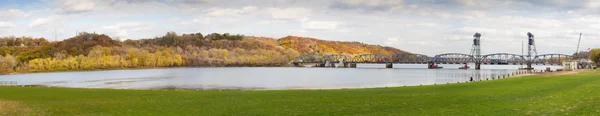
526 32 538 69
470 33 482 70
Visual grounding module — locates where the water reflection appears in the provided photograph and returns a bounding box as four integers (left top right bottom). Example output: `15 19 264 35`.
0 64 562 90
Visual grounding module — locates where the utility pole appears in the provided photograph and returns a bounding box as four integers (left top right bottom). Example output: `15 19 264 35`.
521 40 524 68
575 33 582 59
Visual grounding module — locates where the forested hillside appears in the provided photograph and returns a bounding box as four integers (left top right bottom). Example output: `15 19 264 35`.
0 32 407 74
278 36 407 56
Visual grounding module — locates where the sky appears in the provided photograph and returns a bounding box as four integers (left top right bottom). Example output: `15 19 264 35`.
0 0 599 56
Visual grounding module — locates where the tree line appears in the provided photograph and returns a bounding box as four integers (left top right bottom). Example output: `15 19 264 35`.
590 48 600 65
0 32 293 74
2 31 413 74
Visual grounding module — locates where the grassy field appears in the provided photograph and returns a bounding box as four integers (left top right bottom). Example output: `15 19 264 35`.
1 70 600 116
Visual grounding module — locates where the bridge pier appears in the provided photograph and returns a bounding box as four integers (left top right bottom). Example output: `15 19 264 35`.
350 63 357 68
475 63 481 70
386 63 393 68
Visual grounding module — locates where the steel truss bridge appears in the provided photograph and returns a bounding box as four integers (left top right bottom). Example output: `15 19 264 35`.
292 32 574 69
293 53 571 65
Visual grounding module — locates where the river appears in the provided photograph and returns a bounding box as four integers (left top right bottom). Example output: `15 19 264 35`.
0 64 562 90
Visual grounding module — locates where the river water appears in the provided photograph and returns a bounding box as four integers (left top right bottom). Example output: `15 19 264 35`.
0 64 562 90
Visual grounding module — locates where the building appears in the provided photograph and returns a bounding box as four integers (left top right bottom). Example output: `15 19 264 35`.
562 61 578 71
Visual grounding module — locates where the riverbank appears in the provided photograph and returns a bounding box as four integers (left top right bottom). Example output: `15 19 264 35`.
1 66 537 90
1 70 598 115
0 64 294 76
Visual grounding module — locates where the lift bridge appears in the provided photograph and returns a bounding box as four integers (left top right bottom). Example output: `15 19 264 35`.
292 32 573 69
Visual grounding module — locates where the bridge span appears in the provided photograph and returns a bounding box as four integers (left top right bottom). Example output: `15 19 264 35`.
292 32 573 70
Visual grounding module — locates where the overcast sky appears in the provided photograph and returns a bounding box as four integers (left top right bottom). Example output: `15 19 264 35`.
0 0 598 55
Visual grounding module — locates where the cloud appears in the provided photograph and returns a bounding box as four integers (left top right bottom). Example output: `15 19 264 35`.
0 22 16 29
265 7 311 21
579 0 600 14
588 0 600 8
454 10 487 20
170 0 213 4
205 6 258 16
28 17 53 27
1 0 599 55
103 22 146 37
205 6 311 23
384 37 399 46
114 0 153 4
103 22 143 30
0 9 29 21
192 17 211 24
189 16 242 25
415 22 438 27
301 21 340 30
454 0 515 8
57 0 97 14
329 0 403 11
257 20 288 25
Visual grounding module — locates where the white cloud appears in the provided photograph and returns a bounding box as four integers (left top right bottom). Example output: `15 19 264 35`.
257 20 288 25
266 7 311 21
57 0 96 14
0 9 28 21
103 22 143 30
435 12 451 19
384 37 399 46
588 0 600 8
415 22 438 27
205 6 258 16
329 0 404 11
170 0 214 4
0 22 16 29
455 0 522 8
408 4 418 9
192 17 212 24
103 22 146 37
179 21 191 25
0 0 599 55
28 17 52 27
287 29 308 34
568 15 600 24
301 21 340 30
455 10 487 20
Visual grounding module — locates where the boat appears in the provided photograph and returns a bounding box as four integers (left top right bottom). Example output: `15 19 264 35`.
428 64 443 69
458 64 470 69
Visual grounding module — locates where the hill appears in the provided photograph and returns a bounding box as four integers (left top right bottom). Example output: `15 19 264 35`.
0 32 409 74
277 36 407 56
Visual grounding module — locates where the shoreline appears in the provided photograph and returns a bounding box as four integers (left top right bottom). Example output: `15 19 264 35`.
1 69 572 91
0 65 294 76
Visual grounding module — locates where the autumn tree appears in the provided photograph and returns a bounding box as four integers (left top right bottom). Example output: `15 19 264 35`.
0 54 17 73
590 48 600 65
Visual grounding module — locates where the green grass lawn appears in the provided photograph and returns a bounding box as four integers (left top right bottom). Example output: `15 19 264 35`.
1 70 600 116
